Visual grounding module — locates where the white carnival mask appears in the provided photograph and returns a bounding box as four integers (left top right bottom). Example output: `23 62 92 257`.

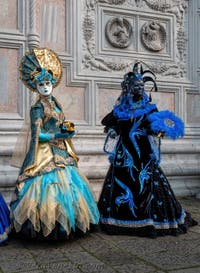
36 81 53 96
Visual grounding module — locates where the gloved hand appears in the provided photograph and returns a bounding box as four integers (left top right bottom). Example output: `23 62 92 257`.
39 130 75 142
39 132 54 142
54 131 75 139
60 121 75 133
157 131 165 138
108 128 117 139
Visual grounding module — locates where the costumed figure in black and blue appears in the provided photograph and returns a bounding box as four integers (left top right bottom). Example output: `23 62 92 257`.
0 193 11 245
10 48 99 240
98 62 197 237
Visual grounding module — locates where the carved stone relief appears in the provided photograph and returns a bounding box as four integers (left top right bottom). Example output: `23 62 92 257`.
177 27 187 61
105 17 132 48
144 0 187 23
99 0 126 4
144 0 188 60
81 0 188 78
141 21 166 52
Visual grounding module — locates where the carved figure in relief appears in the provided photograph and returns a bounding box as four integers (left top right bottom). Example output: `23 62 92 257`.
10 48 99 240
141 21 166 52
144 0 187 23
106 17 132 48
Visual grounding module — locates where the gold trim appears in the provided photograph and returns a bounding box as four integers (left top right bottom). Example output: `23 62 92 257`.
33 48 63 88
65 139 79 163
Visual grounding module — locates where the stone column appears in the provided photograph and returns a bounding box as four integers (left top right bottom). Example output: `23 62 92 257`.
28 0 40 49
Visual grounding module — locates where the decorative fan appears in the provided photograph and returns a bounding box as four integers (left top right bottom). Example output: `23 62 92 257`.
147 110 184 140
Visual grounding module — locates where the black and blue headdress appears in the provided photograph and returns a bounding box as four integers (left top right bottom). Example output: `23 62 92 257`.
113 62 157 119
121 62 157 99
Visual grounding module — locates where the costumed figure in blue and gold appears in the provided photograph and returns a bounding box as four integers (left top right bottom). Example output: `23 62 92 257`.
0 193 11 245
98 62 197 238
10 48 99 240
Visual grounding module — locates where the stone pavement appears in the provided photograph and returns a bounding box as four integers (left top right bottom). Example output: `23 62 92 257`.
0 197 200 273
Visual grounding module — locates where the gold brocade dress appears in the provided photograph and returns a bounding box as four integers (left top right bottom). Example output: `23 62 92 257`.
10 95 99 239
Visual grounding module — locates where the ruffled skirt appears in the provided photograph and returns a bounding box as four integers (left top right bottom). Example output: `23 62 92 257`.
10 166 99 239
0 193 11 244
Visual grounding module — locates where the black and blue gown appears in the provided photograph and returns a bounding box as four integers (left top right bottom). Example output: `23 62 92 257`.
0 193 10 244
98 95 197 237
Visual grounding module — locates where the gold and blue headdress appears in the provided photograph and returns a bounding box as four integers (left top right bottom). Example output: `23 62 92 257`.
19 48 63 91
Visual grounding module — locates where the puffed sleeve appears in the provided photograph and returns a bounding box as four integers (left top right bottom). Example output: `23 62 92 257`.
101 111 119 134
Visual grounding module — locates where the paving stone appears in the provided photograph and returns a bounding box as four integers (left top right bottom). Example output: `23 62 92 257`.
0 259 39 273
79 238 117 254
190 225 200 234
95 232 130 243
55 241 84 252
94 248 140 266
113 237 168 256
24 239 84 253
0 250 33 262
29 248 69 264
0 196 199 273
65 251 103 265
165 239 200 255
142 251 200 271
169 267 200 273
39 262 82 273
113 233 200 258
78 263 115 273
64 251 116 272
113 263 163 273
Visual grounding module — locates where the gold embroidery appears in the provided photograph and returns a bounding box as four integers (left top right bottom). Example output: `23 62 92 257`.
40 95 65 125
25 143 53 177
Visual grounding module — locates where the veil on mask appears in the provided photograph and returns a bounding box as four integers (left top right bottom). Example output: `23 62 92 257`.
10 93 40 168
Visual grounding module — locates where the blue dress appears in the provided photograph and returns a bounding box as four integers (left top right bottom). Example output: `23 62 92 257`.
10 95 99 239
98 94 197 237
0 193 10 244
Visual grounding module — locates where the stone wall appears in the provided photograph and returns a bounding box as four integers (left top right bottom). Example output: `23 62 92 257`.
0 0 200 202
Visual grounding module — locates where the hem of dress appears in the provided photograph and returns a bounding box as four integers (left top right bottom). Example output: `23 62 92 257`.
12 220 98 241
0 227 11 244
99 211 197 238
100 208 186 229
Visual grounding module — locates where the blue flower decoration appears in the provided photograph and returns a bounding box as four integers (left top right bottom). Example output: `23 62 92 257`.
28 68 57 88
147 110 184 140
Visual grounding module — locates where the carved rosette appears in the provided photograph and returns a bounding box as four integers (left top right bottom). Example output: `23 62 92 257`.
141 21 166 52
105 17 133 48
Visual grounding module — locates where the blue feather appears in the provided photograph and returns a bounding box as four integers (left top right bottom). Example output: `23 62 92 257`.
139 161 152 194
129 116 146 158
147 110 184 140
115 177 137 217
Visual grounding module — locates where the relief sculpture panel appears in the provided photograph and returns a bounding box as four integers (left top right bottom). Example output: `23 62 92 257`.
80 0 188 79
141 21 166 52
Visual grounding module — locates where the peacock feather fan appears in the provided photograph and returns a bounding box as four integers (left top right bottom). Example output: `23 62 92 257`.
147 110 184 140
